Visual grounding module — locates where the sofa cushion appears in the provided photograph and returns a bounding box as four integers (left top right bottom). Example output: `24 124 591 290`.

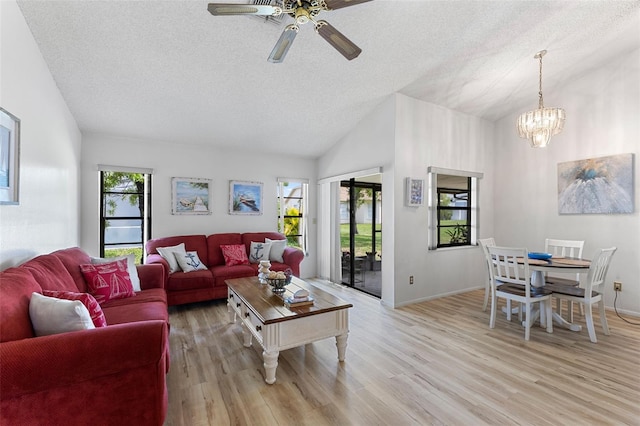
166 269 214 291
248 241 271 264
101 299 169 325
157 243 187 274
206 233 242 266
210 264 256 281
81 259 135 305
43 290 107 328
91 254 141 292
29 292 95 336
221 244 250 266
241 232 288 255
0 268 42 342
146 235 207 267
174 251 208 273
50 247 92 293
21 254 79 293
266 238 287 263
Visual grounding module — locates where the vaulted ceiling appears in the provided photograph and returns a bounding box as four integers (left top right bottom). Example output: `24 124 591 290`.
17 0 640 158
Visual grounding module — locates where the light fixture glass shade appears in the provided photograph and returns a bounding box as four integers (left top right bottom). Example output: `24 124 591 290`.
517 107 566 148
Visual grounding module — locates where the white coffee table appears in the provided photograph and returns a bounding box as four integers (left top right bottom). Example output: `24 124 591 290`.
226 276 353 384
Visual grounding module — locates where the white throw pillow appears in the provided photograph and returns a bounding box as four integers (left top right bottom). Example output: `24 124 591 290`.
29 292 95 336
266 238 286 263
248 241 271 264
174 251 208 273
91 254 141 292
157 243 186 273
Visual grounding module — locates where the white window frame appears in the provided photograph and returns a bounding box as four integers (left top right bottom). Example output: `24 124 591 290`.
427 167 483 250
277 177 309 254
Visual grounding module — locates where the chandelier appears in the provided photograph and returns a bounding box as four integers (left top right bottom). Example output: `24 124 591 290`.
516 50 566 148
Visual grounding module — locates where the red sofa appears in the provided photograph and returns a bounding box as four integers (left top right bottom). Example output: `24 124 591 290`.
0 247 169 426
146 232 304 306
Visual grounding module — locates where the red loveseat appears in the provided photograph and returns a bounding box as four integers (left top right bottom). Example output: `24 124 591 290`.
145 232 304 306
0 247 169 426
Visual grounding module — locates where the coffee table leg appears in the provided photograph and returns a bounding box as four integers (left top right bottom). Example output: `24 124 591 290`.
336 333 348 362
263 350 279 384
227 301 236 323
241 323 252 347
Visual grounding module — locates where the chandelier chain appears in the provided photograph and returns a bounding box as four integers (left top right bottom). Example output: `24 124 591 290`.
538 54 544 109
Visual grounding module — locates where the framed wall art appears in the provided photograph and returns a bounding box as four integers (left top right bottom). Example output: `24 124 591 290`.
171 177 212 215
405 177 424 206
0 108 20 205
558 153 634 214
229 180 263 215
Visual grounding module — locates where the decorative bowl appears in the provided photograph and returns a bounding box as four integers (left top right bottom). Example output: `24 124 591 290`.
528 252 552 260
267 278 288 293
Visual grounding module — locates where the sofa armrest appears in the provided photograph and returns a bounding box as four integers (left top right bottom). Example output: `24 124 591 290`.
145 254 169 285
136 263 165 290
283 247 305 277
0 320 168 398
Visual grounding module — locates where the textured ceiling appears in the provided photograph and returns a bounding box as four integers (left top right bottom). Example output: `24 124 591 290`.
16 0 640 158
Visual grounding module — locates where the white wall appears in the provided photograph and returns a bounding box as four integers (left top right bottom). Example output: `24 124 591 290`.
0 0 81 270
318 96 396 304
393 94 495 306
80 133 318 278
493 48 640 315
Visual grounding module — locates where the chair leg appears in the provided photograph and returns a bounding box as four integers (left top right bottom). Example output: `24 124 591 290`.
539 301 546 328
598 300 610 335
489 293 497 329
483 279 490 311
545 300 553 333
569 301 575 323
506 299 512 321
585 303 597 343
524 303 531 341
555 297 562 318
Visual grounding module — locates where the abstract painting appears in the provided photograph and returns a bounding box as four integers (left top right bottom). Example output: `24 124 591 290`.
558 153 634 214
229 180 263 215
405 177 424 206
172 177 211 215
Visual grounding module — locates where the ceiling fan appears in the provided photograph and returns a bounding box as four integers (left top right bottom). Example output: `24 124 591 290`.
207 0 372 63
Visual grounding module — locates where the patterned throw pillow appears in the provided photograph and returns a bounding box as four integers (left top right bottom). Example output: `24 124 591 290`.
80 258 135 305
249 241 271 264
174 251 208 273
220 244 249 266
91 254 141 292
42 290 107 327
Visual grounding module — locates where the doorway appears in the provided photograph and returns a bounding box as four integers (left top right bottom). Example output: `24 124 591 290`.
340 176 382 298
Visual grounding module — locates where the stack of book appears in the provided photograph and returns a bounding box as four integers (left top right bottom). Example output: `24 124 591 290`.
284 295 314 308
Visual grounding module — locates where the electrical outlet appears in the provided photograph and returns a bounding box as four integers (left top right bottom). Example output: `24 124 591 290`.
613 281 622 292
409 276 414 285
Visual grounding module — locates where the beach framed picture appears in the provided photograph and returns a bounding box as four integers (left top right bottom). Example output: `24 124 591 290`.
171 177 212 215
229 180 263 215
558 153 634 214
0 108 20 205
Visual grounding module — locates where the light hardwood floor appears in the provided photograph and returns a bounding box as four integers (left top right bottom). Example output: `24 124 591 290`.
164 279 640 425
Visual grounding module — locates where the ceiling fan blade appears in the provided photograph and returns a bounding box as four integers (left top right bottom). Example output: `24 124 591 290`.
207 3 281 16
315 21 362 60
268 25 299 63
324 0 372 10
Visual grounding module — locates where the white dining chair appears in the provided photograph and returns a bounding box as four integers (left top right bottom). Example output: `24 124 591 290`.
478 237 496 311
546 247 616 343
488 246 553 341
545 238 585 320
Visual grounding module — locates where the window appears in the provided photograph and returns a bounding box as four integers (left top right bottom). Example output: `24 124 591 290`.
428 167 483 249
99 166 152 263
277 178 308 254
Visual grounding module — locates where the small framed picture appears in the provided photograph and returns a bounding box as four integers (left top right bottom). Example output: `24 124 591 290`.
171 177 212 215
0 108 20 205
229 180 263 215
406 177 424 206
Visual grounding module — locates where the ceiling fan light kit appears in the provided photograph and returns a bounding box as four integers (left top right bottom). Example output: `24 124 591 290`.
516 50 566 148
208 0 371 63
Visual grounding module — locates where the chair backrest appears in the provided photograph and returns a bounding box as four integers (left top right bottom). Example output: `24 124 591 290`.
478 237 496 279
584 247 617 299
487 246 531 292
545 238 584 258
